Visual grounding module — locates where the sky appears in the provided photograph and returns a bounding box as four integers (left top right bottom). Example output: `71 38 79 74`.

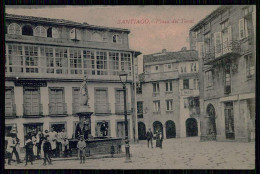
5 5 219 73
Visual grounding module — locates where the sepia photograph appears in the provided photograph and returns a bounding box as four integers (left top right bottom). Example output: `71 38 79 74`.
3 5 255 169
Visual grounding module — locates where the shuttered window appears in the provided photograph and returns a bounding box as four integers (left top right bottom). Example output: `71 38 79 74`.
49 88 65 115
72 88 80 114
5 87 15 116
24 88 41 115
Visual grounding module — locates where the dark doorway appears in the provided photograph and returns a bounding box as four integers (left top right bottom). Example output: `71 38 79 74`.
50 123 66 133
186 118 198 137
22 25 33 36
153 121 163 138
165 120 176 139
138 122 146 140
224 102 235 139
23 123 43 145
206 104 217 136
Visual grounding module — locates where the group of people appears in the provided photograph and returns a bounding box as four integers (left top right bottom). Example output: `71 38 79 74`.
146 128 163 149
5 127 70 166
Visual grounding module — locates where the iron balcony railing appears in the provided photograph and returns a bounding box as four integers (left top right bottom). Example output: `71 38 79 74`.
115 103 131 115
94 103 111 114
5 104 16 117
23 103 43 116
49 102 67 115
203 40 241 64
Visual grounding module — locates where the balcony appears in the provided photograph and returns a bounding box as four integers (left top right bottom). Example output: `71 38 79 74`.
94 103 111 115
203 40 241 65
49 103 67 116
23 104 43 117
115 103 131 115
5 104 16 117
181 89 199 96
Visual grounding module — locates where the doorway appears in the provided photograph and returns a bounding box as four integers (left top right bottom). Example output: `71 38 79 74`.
186 118 198 137
153 121 163 138
138 122 146 140
116 121 130 139
165 120 176 139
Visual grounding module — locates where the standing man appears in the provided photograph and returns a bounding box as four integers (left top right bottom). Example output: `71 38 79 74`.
77 135 86 164
6 134 15 165
146 128 153 148
36 128 44 159
11 133 22 164
58 128 68 157
42 136 52 165
49 127 57 157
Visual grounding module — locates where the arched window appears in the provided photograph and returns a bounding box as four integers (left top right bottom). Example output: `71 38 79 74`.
91 32 102 42
47 27 59 38
112 34 122 43
8 23 22 35
22 25 33 36
34 26 47 37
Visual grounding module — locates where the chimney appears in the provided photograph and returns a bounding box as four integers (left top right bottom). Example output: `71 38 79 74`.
162 49 167 53
181 47 187 51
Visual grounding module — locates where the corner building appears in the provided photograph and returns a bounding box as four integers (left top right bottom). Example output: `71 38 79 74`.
4 13 141 147
136 49 200 139
189 5 256 142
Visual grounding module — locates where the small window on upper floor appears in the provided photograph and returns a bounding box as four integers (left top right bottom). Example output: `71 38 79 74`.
164 64 172 72
70 28 82 41
191 63 197 72
47 27 59 38
243 6 253 16
92 32 103 42
112 34 122 43
221 20 229 31
8 23 22 35
34 26 47 37
245 54 255 77
22 25 33 36
151 65 159 73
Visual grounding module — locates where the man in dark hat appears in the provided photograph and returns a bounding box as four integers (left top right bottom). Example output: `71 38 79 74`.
42 136 52 165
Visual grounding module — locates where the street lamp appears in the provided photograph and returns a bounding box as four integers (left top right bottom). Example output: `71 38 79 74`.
119 71 131 162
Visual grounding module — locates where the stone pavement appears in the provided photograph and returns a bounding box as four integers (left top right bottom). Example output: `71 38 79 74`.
5 137 255 169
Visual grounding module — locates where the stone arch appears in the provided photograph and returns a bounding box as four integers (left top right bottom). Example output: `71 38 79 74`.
8 23 22 35
186 118 198 137
22 25 33 36
153 121 163 138
165 120 176 139
138 122 146 140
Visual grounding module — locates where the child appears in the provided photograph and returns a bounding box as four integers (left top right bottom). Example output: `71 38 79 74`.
77 135 86 164
42 136 52 165
24 135 34 166
62 138 70 157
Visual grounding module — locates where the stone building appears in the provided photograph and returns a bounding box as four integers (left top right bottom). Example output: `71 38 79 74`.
4 13 141 146
136 49 200 139
189 5 256 142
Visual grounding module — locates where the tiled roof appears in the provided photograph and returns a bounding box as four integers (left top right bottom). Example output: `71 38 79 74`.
5 13 130 33
143 50 198 64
